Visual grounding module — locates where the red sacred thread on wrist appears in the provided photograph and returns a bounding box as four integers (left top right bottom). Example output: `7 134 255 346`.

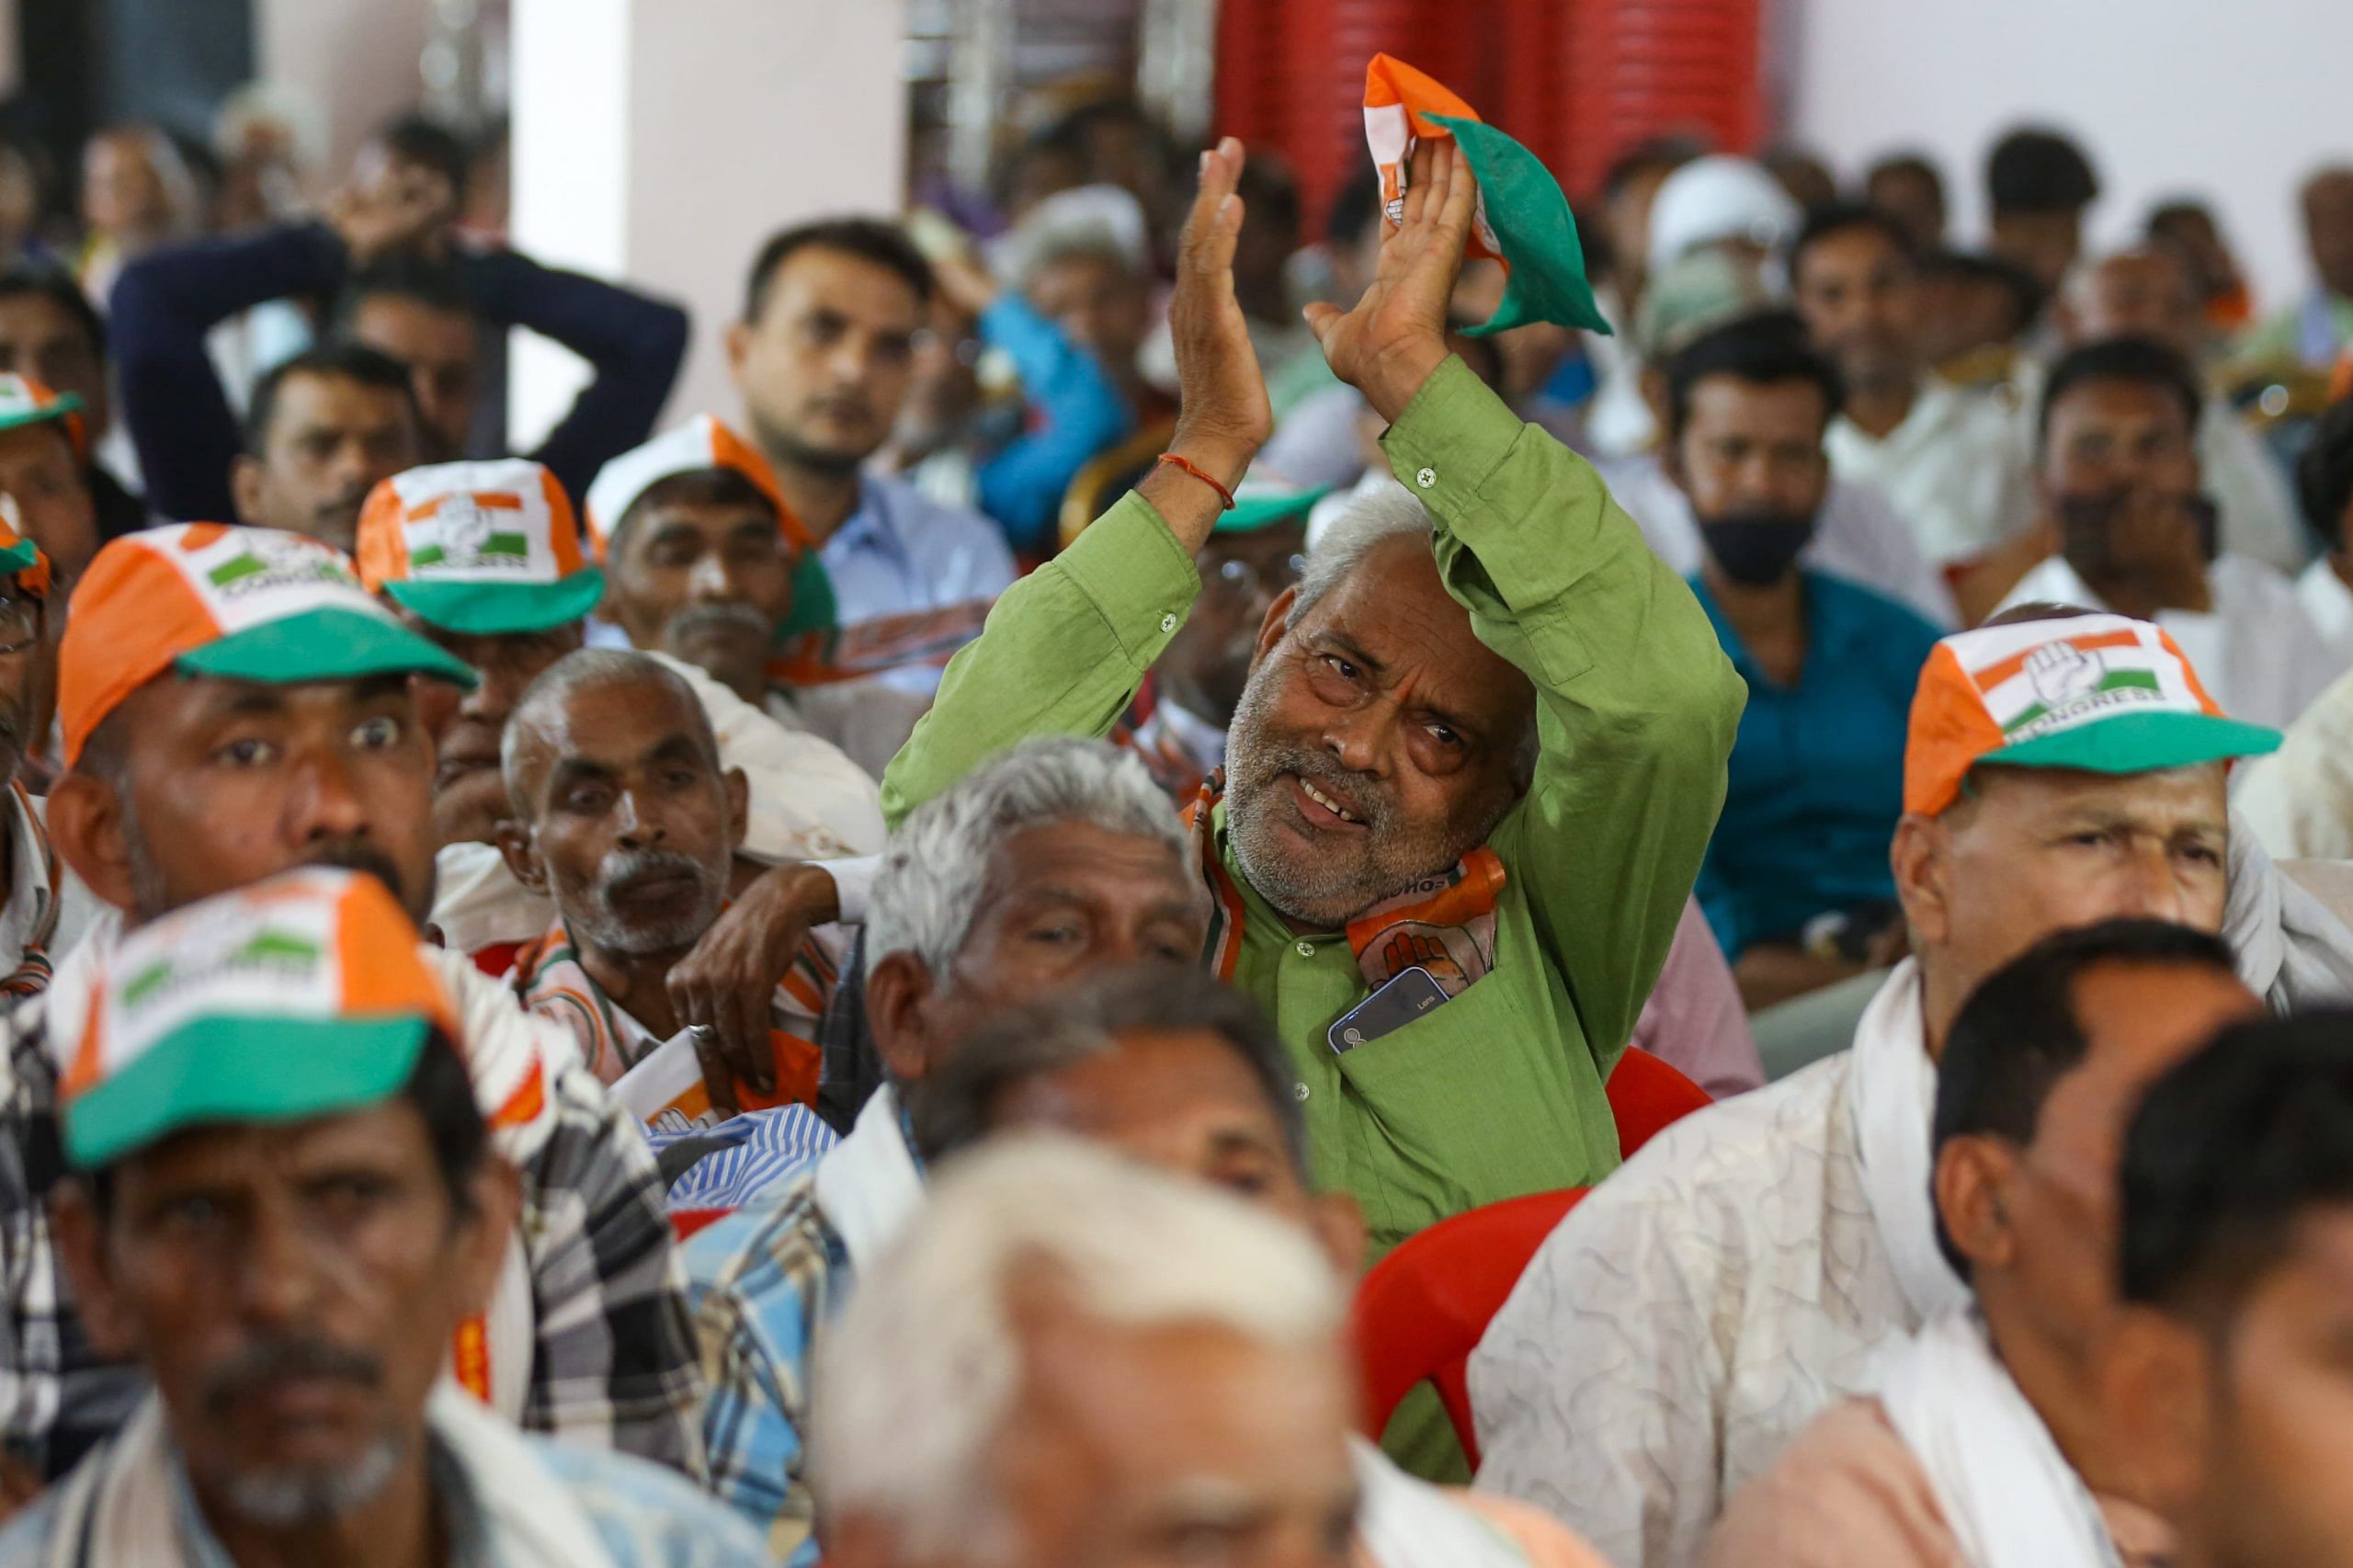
1155 452 1237 510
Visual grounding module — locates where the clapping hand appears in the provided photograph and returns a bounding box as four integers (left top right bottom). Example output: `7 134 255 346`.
1304 136 1480 421
1138 136 1276 552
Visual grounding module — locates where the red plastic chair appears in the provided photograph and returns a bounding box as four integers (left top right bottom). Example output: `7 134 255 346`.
1606 1046 1714 1159
1350 1048 1714 1459
1352 1186 1587 1462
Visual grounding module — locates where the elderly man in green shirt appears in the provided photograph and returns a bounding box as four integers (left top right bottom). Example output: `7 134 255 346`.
884 137 1745 1254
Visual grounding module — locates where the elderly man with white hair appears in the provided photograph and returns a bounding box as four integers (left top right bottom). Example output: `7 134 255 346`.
885 135 1743 1279
680 736 1210 1563
814 1137 1359 1568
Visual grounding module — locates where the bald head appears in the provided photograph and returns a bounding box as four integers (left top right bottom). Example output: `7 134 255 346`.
495 649 745 961
2065 248 2200 355
501 649 719 822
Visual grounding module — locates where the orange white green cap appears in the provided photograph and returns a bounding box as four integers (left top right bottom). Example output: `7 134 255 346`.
58 868 457 1168
1904 611 2281 817
357 458 605 636
57 523 476 767
584 415 835 637
0 372 85 460
0 495 50 598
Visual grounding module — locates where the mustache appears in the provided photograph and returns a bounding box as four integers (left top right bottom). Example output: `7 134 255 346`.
305 842 407 900
597 847 717 903
1234 739 1398 833
201 1335 382 1417
665 602 771 642
316 488 373 524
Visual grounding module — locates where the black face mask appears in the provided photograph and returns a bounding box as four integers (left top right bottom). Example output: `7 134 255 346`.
1698 510 1816 587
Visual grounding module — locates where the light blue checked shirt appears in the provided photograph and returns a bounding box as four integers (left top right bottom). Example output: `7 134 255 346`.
683 1088 923 1565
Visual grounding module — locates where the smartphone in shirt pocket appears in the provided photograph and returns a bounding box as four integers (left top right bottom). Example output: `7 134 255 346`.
1328 966 1451 1054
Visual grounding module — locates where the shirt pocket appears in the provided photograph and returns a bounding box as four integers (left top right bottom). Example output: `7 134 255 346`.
1326 966 1609 1226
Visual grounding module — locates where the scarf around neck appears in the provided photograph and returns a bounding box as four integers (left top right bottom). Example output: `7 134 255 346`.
1185 772 1505 998
1877 1311 2125 1568
1847 960 1972 1326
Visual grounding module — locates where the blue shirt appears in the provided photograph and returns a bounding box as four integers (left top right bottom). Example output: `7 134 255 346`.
972 295 1130 553
821 474 1019 695
1692 569 1945 960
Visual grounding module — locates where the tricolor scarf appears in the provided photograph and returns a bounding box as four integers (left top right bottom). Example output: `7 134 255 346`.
509 914 830 1111
769 597 995 687
1185 772 1504 997
1 781 59 998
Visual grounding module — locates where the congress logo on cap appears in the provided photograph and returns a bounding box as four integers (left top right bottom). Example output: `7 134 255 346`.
358 459 604 635
60 869 456 1168
1904 613 2281 817
58 523 477 767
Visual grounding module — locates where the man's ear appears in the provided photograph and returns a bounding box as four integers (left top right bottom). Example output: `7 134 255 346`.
723 766 750 852
1891 812 1951 953
494 818 548 894
1251 586 1299 670
723 319 755 378
229 455 266 528
2098 1307 2213 1517
51 1181 137 1362
1933 1134 2019 1277
864 949 943 1084
46 771 135 915
449 1156 525 1322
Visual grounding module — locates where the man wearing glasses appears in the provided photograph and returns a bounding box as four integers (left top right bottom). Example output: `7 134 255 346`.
1120 485 1317 800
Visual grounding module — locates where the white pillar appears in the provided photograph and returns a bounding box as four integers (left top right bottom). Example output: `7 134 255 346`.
507 0 910 448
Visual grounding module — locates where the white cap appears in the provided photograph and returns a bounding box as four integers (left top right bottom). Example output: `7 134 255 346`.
1646 155 1802 277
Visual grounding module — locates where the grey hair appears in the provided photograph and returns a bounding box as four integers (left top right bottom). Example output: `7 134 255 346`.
909 961 1306 1173
867 737 1190 977
499 648 718 817
809 1135 1344 1562
1289 483 1434 630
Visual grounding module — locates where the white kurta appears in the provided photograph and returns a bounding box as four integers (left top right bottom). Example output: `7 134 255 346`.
1824 380 2032 566
2296 557 2353 675
1996 552 2336 732
1469 964 1961 1568
2236 665 2353 861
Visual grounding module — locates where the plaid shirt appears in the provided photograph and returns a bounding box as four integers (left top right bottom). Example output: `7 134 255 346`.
0 951 708 1482
683 1171 845 1568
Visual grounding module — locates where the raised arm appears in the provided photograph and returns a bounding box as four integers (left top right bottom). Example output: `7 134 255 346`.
880 139 1276 825
110 172 453 523
456 245 690 504
1307 141 1746 1063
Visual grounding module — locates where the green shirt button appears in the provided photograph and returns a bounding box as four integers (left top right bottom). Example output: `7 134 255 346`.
1293 1082 1311 1102
1294 939 1316 958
